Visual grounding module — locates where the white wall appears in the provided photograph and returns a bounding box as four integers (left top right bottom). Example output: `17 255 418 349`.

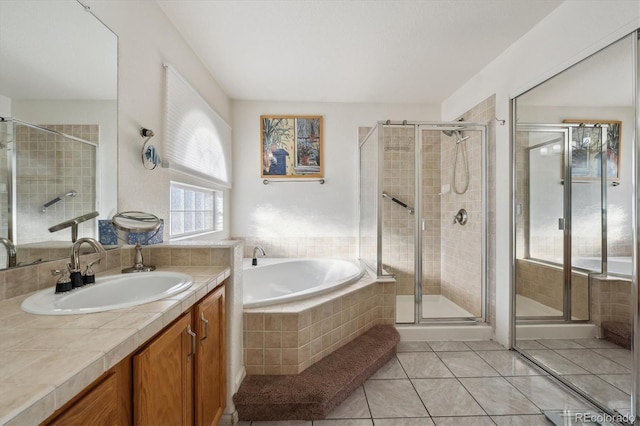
0 95 10 116
441 0 640 346
231 101 440 243
86 0 232 240
83 3 238 417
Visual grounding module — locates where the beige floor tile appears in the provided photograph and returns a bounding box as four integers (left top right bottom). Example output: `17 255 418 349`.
412 378 485 417
397 352 453 378
364 379 428 418
459 377 540 415
437 351 500 377
326 386 370 419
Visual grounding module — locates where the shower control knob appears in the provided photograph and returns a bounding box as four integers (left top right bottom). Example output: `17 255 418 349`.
453 209 468 225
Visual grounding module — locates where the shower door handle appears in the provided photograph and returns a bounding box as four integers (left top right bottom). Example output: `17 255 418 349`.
558 218 565 230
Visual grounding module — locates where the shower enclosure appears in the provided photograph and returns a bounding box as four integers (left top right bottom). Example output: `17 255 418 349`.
359 121 488 324
0 118 98 266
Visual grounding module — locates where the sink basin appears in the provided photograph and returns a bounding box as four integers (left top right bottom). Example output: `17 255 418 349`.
21 271 193 315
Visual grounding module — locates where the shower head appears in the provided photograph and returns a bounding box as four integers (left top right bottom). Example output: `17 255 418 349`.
443 129 470 144
443 129 468 142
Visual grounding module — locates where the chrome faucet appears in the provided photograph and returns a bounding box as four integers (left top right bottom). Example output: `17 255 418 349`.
252 246 266 266
0 238 16 268
70 237 106 272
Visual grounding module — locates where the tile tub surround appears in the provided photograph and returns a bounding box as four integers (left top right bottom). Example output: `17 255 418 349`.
591 277 633 330
515 259 589 321
243 276 395 375
0 265 230 426
516 258 632 328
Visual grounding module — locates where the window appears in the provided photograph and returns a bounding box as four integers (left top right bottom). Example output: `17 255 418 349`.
170 181 222 239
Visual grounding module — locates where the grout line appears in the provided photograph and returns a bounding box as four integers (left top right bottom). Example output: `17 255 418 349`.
395 353 433 418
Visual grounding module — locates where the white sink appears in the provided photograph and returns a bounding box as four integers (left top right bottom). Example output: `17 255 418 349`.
21 271 194 315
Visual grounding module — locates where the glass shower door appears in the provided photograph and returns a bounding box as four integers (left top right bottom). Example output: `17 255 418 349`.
516 124 605 322
421 126 486 321
379 124 416 323
358 125 379 275
516 127 567 320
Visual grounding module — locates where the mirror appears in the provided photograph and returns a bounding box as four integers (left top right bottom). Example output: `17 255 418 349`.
0 0 118 268
514 34 635 416
111 211 161 273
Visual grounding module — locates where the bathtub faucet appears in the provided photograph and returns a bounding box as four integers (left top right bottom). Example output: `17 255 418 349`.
252 246 266 266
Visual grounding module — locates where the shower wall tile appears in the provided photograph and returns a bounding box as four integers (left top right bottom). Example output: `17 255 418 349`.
381 126 415 296
14 124 98 247
440 96 495 319
422 130 441 296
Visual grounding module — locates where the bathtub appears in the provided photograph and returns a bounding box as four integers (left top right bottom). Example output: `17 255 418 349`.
243 258 364 308
572 256 631 277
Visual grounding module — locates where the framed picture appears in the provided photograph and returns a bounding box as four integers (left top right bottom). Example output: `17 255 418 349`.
563 119 621 180
261 115 323 178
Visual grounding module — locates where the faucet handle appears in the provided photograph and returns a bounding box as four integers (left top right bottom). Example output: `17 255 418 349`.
52 268 72 293
83 259 100 285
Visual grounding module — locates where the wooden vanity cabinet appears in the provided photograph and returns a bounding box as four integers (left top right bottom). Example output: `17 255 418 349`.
43 360 132 426
42 282 226 426
134 312 194 425
194 285 226 426
133 283 226 426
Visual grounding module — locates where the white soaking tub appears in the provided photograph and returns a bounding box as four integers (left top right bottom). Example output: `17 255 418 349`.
242 258 364 308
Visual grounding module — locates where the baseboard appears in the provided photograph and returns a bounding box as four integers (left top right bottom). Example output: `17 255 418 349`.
396 324 494 341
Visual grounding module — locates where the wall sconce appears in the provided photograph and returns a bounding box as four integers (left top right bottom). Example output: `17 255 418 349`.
140 127 161 170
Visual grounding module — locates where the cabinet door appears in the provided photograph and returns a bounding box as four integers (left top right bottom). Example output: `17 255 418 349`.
194 285 226 426
47 372 118 426
134 312 194 426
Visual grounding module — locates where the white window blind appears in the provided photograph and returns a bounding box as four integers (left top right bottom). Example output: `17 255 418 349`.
164 64 231 187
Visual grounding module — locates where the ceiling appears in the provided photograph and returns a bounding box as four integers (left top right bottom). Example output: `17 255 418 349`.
158 0 563 104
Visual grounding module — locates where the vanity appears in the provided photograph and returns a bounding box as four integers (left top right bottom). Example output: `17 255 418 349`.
0 239 244 426
43 272 226 425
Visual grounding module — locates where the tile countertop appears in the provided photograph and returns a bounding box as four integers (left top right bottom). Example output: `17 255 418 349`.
0 265 230 426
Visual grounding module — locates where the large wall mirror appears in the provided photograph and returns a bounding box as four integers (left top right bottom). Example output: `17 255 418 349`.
0 0 118 268
513 32 636 418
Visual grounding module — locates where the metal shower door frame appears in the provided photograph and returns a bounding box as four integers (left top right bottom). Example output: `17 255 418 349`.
360 120 489 325
515 123 608 322
410 121 488 325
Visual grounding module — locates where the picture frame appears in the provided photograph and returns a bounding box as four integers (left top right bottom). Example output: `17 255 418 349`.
562 119 621 180
260 115 323 178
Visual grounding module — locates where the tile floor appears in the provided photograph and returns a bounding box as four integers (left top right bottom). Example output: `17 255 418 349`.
237 339 607 426
516 338 631 414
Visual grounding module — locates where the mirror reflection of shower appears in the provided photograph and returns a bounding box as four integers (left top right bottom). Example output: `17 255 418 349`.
443 129 470 194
